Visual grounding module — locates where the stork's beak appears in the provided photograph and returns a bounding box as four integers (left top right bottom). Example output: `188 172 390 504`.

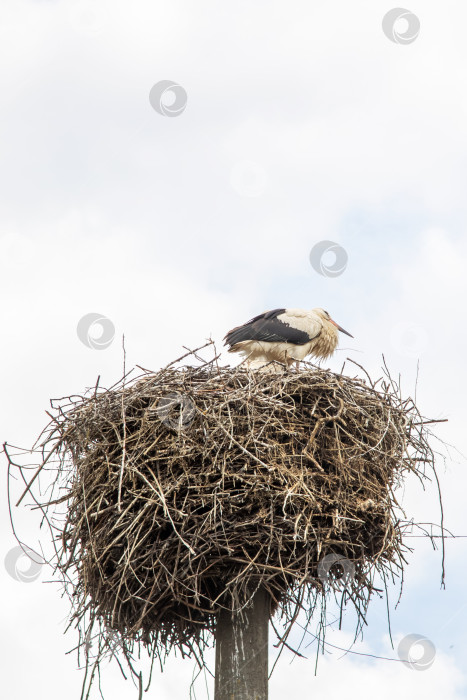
330 319 354 338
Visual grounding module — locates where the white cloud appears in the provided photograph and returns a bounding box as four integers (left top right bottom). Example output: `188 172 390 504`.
270 637 467 700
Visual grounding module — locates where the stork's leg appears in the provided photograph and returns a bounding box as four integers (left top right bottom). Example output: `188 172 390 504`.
295 360 300 371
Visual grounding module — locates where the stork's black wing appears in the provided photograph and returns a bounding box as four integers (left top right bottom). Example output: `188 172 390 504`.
224 308 311 347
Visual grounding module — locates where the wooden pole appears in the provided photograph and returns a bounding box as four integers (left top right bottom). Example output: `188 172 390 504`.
214 587 269 700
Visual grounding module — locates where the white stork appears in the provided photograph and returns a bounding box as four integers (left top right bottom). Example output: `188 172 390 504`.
224 307 353 369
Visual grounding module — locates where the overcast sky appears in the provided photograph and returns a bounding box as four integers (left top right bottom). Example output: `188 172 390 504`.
2 0 467 698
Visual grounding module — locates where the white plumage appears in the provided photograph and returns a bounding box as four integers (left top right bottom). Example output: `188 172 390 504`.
224 307 353 370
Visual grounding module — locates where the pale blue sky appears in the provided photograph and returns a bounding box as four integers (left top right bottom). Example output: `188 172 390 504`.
1 1 467 698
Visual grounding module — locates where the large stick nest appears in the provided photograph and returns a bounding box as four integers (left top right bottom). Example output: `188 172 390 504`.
11 347 441 681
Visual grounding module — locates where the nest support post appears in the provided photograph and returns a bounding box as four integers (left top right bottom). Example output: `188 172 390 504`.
214 587 269 700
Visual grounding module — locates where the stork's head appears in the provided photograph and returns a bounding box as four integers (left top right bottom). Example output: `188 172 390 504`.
313 308 354 338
